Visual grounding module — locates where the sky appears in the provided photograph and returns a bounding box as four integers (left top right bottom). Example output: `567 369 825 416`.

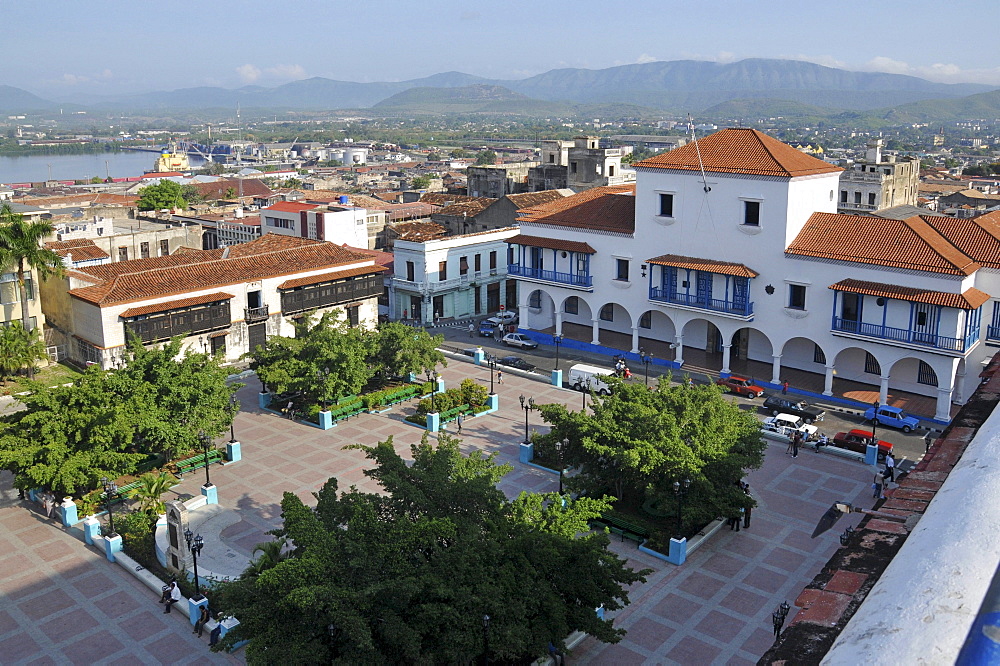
5 0 1000 99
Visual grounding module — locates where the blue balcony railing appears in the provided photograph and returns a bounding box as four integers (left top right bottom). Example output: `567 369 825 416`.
832 317 979 352
508 264 593 288
988 325 1000 342
649 287 753 316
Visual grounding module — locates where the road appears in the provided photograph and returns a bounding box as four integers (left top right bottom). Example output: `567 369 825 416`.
439 324 930 468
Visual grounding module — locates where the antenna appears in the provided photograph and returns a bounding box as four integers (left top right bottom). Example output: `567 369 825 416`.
688 114 711 193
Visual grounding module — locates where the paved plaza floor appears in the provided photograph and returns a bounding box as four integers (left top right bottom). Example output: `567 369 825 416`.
0 357 874 664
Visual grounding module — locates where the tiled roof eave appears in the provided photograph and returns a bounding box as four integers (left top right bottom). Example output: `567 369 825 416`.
646 253 759 278
786 249 978 276
829 279 990 310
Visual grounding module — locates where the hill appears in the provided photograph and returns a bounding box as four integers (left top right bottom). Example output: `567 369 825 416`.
373 84 530 113
0 85 61 112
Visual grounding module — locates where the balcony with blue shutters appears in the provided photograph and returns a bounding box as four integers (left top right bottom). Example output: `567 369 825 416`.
646 254 758 320
829 279 987 355
506 234 595 291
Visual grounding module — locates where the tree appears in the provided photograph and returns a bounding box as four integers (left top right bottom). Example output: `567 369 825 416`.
180 184 203 205
475 149 497 165
371 322 445 381
410 175 432 189
0 321 47 381
200 160 226 176
245 537 290 578
451 148 468 158
216 435 646 662
534 376 766 535
135 180 187 211
127 471 176 515
426 151 441 162
0 203 66 337
282 177 303 189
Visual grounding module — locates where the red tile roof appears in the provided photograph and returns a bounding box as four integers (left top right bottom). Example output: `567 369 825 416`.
264 201 320 213
70 235 371 307
45 239 110 262
634 128 842 178
517 185 635 234
787 212 981 276
278 264 388 289
829 279 990 310
507 234 596 254
918 212 1000 269
392 221 447 242
119 292 235 318
435 198 496 217
419 193 478 206
21 193 138 207
646 254 759 278
505 190 570 209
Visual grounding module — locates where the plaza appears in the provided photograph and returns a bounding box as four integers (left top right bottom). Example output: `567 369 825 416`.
0 357 873 664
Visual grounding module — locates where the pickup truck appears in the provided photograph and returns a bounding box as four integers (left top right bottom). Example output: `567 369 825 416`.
760 413 818 442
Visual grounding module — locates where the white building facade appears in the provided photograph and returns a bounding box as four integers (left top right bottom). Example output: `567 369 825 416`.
509 129 1000 422
391 228 519 324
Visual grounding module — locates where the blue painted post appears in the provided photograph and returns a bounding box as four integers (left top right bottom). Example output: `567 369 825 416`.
596 605 606 621
666 537 687 565
551 368 563 387
426 412 440 432
189 596 209 628
318 410 334 430
59 497 79 527
486 394 499 412
519 442 534 463
104 534 123 562
408 372 417 383
865 444 879 466
436 378 446 394
28 488 39 502
201 484 218 505
219 617 248 652
473 348 485 365
82 516 101 545
226 440 242 463
258 392 271 409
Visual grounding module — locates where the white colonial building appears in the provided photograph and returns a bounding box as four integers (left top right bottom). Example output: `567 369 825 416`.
508 128 1000 422
40 235 386 368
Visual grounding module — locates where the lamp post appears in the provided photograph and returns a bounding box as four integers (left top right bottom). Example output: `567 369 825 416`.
672 478 691 540
639 348 654 386
553 333 563 371
870 400 880 445
184 528 205 599
556 437 568 494
198 430 213 488
426 369 439 412
317 367 331 411
100 476 118 537
772 601 790 638
518 394 536 444
487 354 497 395
582 377 589 410
481 614 491 665
229 394 239 443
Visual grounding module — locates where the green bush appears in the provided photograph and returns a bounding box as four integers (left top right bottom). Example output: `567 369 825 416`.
362 384 419 409
120 510 156 569
415 387 466 415
459 378 487 407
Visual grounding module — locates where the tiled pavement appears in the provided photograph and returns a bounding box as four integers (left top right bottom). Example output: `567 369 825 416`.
1 357 871 664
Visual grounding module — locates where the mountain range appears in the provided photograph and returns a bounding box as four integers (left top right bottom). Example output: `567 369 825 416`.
2 59 998 120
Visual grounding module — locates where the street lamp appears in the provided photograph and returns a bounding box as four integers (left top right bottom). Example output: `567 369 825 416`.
481 614 491 665
582 377 590 410
639 348 654 386
556 437 568 494
426 369 439 412
518 394 536 444
184 528 205 599
870 400 880 446
100 476 118 537
553 333 563 371
198 430 213 488
672 478 691 540
317 367 331 411
229 394 239 443
487 354 497 395
772 601 790 639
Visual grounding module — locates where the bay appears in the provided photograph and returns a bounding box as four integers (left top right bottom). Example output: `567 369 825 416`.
0 150 207 184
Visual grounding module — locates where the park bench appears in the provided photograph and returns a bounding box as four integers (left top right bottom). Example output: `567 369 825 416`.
328 399 364 423
176 448 225 476
440 404 473 424
99 480 142 506
594 515 650 545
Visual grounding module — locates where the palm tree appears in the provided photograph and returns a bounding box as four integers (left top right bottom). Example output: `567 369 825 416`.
0 321 46 382
127 471 176 515
0 203 65 333
245 537 290 577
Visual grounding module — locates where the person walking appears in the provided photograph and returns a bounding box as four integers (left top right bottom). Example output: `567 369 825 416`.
885 452 896 482
782 380 789 395
743 485 753 529
786 434 794 455
497 370 503 384
163 581 182 614
873 471 886 500
456 413 463 434
193 603 211 637
468 322 475 338
792 431 800 458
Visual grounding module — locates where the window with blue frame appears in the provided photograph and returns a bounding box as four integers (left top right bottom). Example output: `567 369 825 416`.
864 352 881 375
918 360 938 386
814 344 826 364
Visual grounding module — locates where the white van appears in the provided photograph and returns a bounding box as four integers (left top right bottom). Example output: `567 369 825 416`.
568 363 614 395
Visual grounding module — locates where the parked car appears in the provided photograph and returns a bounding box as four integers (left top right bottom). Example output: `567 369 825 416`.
478 320 498 337
863 405 920 433
833 429 893 461
501 333 538 350
498 355 535 371
493 310 517 323
760 413 818 442
716 375 765 398
762 394 826 423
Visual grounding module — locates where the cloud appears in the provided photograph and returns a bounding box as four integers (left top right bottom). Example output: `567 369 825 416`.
859 57 1000 85
56 73 91 85
636 54 658 64
236 64 261 83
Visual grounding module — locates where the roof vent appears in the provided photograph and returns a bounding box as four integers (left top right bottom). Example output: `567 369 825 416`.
221 246 231 259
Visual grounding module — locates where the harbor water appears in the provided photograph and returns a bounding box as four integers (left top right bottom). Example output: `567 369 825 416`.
0 150 207 185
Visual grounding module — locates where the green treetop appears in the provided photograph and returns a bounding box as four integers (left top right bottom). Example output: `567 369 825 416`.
135 180 187 211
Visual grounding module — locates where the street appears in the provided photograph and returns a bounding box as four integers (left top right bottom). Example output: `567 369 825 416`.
439 322 931 468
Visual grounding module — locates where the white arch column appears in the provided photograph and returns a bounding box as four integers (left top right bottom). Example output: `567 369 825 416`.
824 364 836 396
721 344 732 374
935 385 954 422
954 365 966 404
554 310 563 336
518 291 533 330
631 326 640 354
591 319 600 345
674 335 684 366
771 354 782 384
879 374 891 406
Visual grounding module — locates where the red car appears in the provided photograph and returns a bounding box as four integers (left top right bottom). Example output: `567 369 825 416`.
833 429 893 461
715 376 765 398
